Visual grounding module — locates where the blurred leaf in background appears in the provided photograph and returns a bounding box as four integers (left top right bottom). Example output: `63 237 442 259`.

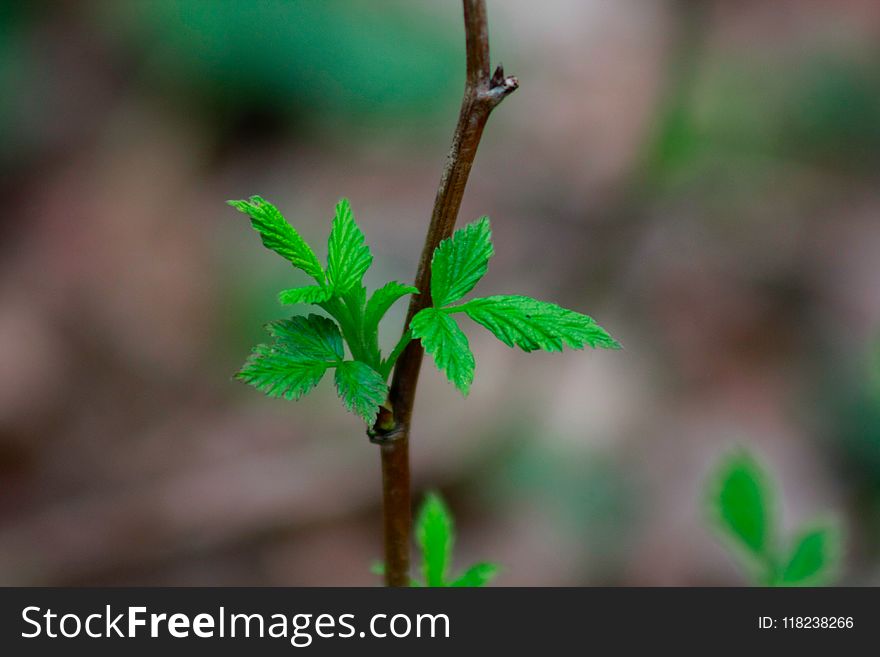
372 492 499 587
708 449 840 586
95 0 461 130
817 337 880 568
642 48 880 204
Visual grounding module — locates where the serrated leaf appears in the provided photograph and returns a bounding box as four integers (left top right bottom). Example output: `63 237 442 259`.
416 492 454 587
430 217 493 307
228 196 324 281
780 526 839 586
411 308 474 395
365 281 419 331
327 198 373 295
712 452 773 558
451 563 499 587
277 286 332 306
460 295 620 352
236 346 330 400
235 314 343 401
334 360 387 423
266 314 344 362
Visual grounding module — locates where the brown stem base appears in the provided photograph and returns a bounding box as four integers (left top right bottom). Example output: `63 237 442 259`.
378 436 411 587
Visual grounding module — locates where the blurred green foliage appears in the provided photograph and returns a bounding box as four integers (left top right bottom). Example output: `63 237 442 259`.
643 54 880 194
819 339 880 556
708 450 840 586
0 0 463 165
98 0 461 125
372 492 498 587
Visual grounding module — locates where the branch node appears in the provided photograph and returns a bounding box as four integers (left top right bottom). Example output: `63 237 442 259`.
479 72 519 107
490 63 506 86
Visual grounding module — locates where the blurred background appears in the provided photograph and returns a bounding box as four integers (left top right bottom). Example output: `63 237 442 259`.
1 0 879 586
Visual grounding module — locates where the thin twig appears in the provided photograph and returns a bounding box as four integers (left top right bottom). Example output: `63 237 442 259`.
371 0 518 587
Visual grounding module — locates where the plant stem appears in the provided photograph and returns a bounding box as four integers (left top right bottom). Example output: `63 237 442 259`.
380 329 413 380
370 0 518 587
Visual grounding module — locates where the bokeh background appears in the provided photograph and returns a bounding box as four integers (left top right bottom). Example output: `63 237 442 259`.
2 0 880 586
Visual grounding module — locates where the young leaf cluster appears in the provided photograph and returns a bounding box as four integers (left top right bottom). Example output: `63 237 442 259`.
230 197 619 425
229 196 416 424
373 492 499 587
411 217 620 395
708 449 841 586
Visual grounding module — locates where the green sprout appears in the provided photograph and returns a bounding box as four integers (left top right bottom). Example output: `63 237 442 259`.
229 196 619 426
372 492 499 587
707 449 841 586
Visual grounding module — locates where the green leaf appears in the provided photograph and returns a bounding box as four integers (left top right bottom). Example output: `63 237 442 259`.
327 198 373 295
236 346 330 400
266 314 344 362
235 314 344 400
410 308 475 395
780 525 840 586
711 451 773 558
416 492 454 587
334 360 387 423
459 295 620 352
228 196 324 281
277 285 332 306
430 217 493 307
365 281 418 331
451 562 499 587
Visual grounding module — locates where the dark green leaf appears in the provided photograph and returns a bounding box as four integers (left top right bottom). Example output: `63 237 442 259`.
430 217 493 307
460 295 620 352
416 492 454 587
277 285 332 306
365 281 418 331
334 360 387 423
780 525 840 586
228 196 324 281
451 562 499 587
712 452 773 558
410 308 474 395
327 198 373 295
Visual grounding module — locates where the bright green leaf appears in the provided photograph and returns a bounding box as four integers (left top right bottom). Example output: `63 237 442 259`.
780 525 840 586
327 198 373 295
365 281 418 331
712 452 773 558
416 492 454 587
235 314 344 400
266 314 344 362
411 308 474 395
236 346 330 401
228 196 324 281
430 217 493 307
459 295 620 352
277 285 332 306
334 360 387 424
451 562 499 587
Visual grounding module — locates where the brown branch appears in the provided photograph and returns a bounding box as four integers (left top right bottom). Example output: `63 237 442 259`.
370 0 518 587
